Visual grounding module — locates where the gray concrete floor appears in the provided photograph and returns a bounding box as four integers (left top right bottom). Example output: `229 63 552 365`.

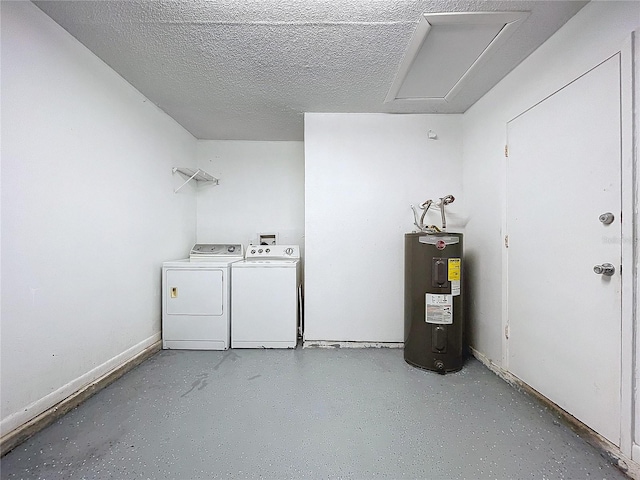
0 348 626 479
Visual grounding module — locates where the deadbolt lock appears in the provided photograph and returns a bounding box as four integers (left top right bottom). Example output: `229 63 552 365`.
593 263 615 276
599 212 615 225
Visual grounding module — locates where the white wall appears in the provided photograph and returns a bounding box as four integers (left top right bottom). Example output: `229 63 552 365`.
196 141 305 249
305 113 463 342
462 0 639 367
1 2 197 434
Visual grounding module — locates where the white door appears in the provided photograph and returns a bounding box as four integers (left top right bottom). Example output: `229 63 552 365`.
506 55 622 445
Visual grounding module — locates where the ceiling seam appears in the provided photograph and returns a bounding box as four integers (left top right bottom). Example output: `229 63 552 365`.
93 21 418 27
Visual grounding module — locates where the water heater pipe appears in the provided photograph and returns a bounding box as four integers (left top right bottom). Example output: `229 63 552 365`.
437 195 455 231
411 194 455 232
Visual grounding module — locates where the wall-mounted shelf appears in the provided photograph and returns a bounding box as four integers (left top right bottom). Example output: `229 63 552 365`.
172 167 219 193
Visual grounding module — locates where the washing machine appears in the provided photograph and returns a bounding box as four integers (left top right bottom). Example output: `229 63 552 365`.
231 245 301 348
162 244 244 350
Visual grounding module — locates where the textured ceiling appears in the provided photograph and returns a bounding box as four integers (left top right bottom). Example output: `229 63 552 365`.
34 0 587 141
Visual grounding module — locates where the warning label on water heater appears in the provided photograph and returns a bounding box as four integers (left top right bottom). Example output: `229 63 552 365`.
426 294 453 324
448 258 460 280
448 258 461 297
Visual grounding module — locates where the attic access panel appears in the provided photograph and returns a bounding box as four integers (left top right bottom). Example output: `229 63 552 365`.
386 12 530 104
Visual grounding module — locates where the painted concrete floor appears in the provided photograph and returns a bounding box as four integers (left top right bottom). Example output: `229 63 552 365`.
0 348 626 480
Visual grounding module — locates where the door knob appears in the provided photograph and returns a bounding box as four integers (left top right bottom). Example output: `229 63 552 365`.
593 263 615 276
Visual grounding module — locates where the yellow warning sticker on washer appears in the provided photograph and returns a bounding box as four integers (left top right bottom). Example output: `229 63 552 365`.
448 258 461 281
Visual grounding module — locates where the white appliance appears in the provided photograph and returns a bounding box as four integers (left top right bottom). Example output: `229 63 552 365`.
162 244 244 350
231 245 301 348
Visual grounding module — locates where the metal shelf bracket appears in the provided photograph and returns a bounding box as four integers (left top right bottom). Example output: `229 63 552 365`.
172 167 219 193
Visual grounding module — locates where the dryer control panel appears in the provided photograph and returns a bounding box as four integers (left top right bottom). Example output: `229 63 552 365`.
190 243 244 259
246 244 300 260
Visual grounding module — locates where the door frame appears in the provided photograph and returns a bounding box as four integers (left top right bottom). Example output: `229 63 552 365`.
501 36 635 457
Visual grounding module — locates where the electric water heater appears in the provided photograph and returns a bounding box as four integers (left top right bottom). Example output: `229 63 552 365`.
404 232 463 373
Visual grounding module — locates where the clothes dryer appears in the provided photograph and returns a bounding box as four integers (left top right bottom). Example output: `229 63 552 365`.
162 244 243 350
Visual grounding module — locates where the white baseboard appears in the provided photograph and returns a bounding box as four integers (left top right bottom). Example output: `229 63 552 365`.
1 333 160 437
470 347 640 480
303 340 403 348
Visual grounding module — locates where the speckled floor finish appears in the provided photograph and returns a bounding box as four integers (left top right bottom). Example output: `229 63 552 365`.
0 349 626 479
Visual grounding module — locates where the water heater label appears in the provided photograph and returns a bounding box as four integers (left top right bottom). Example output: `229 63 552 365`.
448 258 461 296
448 258 461 281
426 294 453 324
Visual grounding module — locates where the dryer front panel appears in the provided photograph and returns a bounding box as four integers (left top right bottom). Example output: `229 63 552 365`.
165 269 223 316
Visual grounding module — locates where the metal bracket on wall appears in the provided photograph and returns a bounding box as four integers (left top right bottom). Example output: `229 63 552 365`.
172 167 219 193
